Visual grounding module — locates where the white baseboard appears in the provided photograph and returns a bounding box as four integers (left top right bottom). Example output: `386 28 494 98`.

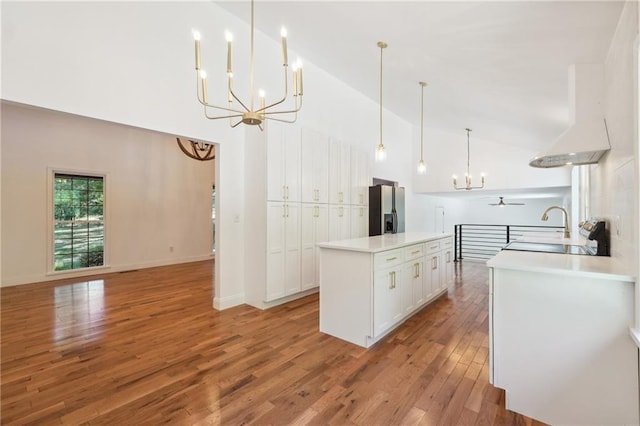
213 292 246 310
1 253 215 287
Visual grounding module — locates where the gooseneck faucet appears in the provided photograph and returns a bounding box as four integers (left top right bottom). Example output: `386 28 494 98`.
541 206 570 238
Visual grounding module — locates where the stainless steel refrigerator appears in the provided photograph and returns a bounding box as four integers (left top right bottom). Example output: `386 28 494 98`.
369 185 405 236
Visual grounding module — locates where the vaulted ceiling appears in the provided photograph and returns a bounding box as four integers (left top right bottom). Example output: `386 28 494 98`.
217 1 624 153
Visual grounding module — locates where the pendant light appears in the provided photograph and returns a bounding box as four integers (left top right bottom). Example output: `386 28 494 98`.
417 82 427 174
375 41 387 162
452 128 485 190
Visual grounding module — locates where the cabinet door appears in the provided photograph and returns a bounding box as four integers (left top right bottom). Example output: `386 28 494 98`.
284 203 301 295
443 248 453 286
373 268 401 338
266 202 286 300
329 205 350 241
302 128 329 204
350 205 368 238
266 123 286 202
402 262 417 315
329 139 341 204
300 204 316 290
413 259 425 307
350 147 369 205
314 205 329 286
430 253 442 294
301 204 328 291
283 126 301 202
338 143 350 204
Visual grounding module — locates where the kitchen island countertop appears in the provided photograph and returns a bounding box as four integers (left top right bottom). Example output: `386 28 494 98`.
317 232 452 253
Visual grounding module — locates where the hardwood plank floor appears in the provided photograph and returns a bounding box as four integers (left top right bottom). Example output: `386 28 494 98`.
1 260 545 425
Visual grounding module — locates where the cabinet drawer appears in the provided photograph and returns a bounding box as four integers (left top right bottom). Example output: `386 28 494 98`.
441 238 453 249
425 240 441 254
403 244 424 261
374 249 403 269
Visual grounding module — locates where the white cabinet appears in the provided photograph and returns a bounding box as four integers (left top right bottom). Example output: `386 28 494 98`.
301 204 328 291
329 139 350 204
441 239 454 286
349 205 368 238
403 244 426 313
350 147 369 205
373 267 403 338
319 233 453 348
266 201 301 301
267 123 300 202
301 127 329 203
373 249 403 338
329 204 350 241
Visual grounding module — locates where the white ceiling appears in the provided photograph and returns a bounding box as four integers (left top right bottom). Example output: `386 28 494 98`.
217 0 624 152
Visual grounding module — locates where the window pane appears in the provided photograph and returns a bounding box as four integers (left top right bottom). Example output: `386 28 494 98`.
54 255 73 271
89 180 103 192
73 179 88 191
55 178 72 190
88 205 103 219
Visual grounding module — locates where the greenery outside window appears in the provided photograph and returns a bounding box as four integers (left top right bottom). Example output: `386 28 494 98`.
53 174 104 271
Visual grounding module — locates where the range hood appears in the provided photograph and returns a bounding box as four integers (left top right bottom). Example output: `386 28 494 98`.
530 64 610 168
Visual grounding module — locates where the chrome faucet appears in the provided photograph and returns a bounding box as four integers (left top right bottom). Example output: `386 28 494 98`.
541 206 570 238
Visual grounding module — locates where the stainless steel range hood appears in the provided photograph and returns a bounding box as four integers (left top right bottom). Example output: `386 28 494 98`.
530 64 610 168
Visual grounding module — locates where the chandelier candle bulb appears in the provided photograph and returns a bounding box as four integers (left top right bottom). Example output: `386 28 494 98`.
194 32 201 70
259 90 265 110
298 67 303 95
281 27 288 66
200 71 208 103
292 68 298 96
225 32 233 74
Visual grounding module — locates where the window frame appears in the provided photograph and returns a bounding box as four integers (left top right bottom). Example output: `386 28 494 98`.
47 168 109 275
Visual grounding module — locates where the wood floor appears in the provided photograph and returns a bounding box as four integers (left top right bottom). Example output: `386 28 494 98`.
1 260 544 425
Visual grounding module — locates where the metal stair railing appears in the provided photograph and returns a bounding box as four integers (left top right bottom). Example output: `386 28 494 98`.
453 224 565 261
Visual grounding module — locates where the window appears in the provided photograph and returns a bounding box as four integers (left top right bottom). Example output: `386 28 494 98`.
53 174 104 271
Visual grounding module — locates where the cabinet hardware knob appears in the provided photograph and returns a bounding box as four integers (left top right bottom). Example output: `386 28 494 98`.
387 256 397 261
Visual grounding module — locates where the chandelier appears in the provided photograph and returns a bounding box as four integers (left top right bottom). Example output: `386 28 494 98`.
192 0 303 130
176 138 215 161
417 82 427 174
452 128 485 190
375 41 388 163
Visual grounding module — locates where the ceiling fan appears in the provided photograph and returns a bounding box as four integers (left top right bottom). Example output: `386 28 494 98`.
489 197 525 207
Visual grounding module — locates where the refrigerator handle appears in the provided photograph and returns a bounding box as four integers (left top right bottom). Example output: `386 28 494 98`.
392 211 398 233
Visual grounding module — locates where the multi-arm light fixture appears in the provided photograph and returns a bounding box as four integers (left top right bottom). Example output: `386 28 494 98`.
375 41 388 163
452 128 485 190
417 82 427 174
192 0 303 130
176 138 215 161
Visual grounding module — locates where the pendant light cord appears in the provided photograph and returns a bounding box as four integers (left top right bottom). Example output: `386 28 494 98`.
420 83 424 161
250 0 255 111
379 44 383 147
466 128 471 176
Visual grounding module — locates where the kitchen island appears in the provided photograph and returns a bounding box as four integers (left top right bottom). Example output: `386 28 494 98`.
487 249 638 425
318 232 453 348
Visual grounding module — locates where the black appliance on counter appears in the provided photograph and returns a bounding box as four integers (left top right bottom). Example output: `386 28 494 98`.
369 184 405 236
502 218 609 256
579 217 609 256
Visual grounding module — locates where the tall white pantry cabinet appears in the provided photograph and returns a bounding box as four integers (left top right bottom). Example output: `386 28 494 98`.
244 122 370 309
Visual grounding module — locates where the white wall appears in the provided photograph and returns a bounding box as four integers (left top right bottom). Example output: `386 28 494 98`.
412 126 571 193
591 1 638 269
1 102 214 286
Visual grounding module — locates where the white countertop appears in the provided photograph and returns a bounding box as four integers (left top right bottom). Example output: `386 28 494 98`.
317 232 452 254
487 250 635 282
